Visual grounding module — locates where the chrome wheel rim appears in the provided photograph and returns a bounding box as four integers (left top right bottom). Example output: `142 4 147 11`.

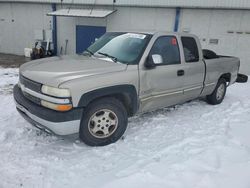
88 109 118 139
216 84 225 100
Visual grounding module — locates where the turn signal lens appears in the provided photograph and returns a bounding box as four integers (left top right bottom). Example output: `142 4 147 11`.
56 104 73 111
41 100 72 112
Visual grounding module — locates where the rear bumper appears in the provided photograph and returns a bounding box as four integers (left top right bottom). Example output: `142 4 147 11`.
13 85 83 135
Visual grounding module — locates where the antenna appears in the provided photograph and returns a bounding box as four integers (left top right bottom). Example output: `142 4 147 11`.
90 0 97 15
60 0 63 9
113 0 116 10
68 0 74 13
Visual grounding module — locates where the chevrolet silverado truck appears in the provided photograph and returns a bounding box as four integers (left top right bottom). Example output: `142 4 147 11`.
13 32 248 146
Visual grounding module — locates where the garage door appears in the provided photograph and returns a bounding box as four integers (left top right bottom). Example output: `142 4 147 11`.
76 25 106 54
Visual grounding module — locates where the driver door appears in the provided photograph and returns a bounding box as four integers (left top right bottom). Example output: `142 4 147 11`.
139 36 185 112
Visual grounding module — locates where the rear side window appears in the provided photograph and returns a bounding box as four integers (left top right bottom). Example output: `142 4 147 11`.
149 36 180 65
181 37 199 63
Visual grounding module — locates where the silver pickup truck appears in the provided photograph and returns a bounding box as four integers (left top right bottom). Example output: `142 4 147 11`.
13 32 248 146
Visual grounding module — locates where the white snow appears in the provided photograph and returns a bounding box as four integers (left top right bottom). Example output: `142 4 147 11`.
0 67 250 188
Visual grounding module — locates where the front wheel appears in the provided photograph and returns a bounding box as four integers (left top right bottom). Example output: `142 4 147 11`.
79 97 128 146
206 78 227 105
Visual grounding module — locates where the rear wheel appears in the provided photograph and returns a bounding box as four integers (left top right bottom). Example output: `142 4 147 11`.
206 78 227 105
79 97 128 146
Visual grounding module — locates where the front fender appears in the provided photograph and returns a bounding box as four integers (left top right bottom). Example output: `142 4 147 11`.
78 85 139 115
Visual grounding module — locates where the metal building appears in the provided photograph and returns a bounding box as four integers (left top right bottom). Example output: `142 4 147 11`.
0 0 250 73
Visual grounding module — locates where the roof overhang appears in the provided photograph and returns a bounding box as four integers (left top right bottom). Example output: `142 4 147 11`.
47 9 116 18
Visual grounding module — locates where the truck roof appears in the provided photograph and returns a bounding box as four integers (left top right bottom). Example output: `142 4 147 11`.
110 31 197 38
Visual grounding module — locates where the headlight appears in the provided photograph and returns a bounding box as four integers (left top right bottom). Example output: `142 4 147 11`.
41 85 71 98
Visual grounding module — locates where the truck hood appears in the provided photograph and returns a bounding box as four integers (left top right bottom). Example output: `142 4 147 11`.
20 55 128 87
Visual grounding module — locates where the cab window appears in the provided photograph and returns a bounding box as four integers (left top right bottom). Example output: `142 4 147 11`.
181 37 199 63
149 36 180 65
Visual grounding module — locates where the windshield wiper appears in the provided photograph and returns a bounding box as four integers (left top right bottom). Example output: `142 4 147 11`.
98 52 117 63
84 49 94 56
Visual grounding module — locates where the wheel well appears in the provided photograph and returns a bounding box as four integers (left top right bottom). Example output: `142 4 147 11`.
89 94 135 117
78 85 138 117
220 73 231 83
111 93 134 117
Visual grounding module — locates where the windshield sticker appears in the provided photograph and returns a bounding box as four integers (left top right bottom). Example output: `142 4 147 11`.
126 33 147 39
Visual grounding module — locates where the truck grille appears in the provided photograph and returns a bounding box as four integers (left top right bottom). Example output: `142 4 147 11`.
20 75 41 93
22 91 41 105
19 75 42 105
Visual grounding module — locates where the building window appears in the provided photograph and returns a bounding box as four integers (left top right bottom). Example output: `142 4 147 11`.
209 39 219 45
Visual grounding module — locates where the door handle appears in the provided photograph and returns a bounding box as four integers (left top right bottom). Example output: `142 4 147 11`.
177 70 185 76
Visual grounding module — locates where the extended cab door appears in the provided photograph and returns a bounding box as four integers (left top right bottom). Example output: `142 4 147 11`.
139 35 186 112
180 36 205 100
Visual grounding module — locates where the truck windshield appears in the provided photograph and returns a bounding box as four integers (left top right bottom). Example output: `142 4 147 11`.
85 32 152 65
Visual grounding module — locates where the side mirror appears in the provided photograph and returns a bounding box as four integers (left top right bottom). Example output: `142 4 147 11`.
145 54 163 69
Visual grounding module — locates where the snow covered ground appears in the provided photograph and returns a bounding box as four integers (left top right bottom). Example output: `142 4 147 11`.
0 67 250 188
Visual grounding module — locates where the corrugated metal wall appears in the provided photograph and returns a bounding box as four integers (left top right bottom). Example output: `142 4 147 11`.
0 3 52 54
1 1 250 73
1 0 250 9
180 9 250 74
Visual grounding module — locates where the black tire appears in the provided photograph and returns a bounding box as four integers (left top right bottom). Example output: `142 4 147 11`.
39 47 45 58
79 97 128 146
206 78 227 105
236 73 248 83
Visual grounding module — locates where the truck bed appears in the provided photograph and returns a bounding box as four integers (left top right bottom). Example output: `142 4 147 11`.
201 55 240 97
